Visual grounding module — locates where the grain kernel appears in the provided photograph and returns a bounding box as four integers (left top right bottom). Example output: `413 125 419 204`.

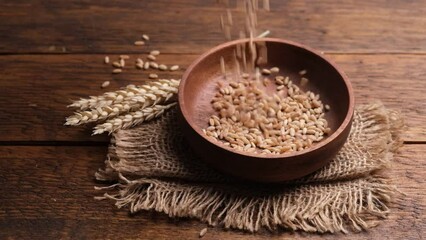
150 50 160 56
261 68 271 75
199 228 208 238
134 41 145 46
150 62 159 69
142 34 149 41
144 61 150 70
300 77 309 86
170 65 180 71
149 73 158 79
299 69 307 75
101 81 110 88
112 61 122 68
158 64 168 71
270 67 279 73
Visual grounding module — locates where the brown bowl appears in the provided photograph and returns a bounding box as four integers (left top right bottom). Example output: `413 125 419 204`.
178 38 354 182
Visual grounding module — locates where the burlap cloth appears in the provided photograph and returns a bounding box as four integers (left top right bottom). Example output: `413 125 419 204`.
95 102 403 233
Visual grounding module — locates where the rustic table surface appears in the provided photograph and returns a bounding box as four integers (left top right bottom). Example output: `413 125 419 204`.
0 1 425 239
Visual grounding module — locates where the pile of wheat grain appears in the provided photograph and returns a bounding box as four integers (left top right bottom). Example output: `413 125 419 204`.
204 66 331 154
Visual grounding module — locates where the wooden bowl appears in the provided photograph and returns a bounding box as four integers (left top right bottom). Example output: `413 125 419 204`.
178 38 354 182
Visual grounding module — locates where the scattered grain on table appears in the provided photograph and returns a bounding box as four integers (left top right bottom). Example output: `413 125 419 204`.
101 81 110 88
199 228 208 238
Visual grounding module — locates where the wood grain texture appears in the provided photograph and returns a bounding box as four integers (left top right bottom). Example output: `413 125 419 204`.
0 0 425 54
0 54 424 142
1 0 425 238
0 145 424 239
0 53 192 143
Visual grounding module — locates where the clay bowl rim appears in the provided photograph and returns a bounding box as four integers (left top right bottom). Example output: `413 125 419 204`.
178 38 355 159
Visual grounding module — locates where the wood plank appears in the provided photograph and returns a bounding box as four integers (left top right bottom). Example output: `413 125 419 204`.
0 145 424 239
0 53 424 142
0 0 425 54
329 54 426 143
0 53 193 143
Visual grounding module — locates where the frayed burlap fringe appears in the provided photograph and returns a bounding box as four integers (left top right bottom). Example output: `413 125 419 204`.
95 102 403 233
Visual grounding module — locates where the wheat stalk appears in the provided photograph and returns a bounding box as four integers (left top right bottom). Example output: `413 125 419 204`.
92 103 176 135
65 79 180 126
69 79 180 110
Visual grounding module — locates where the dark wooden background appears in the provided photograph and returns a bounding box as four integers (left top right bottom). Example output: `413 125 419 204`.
0 1 424 239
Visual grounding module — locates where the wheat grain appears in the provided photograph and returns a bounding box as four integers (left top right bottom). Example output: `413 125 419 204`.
256 30 270 38
300 77 309 86
142 34 150 41
120 55 130 60
136 58 144 69
104 56 109 64
112 69 122 74
170 65 180 71
262 77 269 86
150 50 160 56
101 81 110 88
261 68 271 75
134 41 145 46
147 55 156 61
299 69 307 75
150 62 159 69
253 67 260 82
275 76 284 85
149 73 158 79
220 57 226 75
144 61 150 70
270 67 279 73
112 62 122 68
158 64 168 71
199 228 208 238
92 103 176 135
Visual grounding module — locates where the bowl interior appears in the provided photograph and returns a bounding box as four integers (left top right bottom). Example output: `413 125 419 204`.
179 38 352 157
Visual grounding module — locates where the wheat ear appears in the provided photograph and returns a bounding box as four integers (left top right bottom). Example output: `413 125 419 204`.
68 79 180 110
65 79 180 126
92 103 177 135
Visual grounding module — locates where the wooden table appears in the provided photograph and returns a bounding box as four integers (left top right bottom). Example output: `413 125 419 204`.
0 1 424 239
